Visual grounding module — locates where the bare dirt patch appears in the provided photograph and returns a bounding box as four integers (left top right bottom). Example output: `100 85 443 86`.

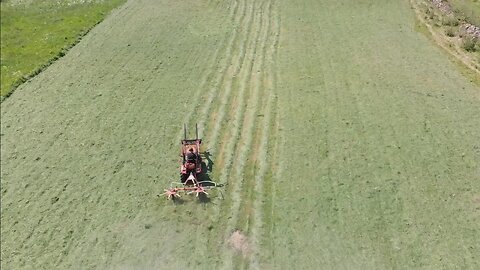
473 195 480 205
228 230 252 257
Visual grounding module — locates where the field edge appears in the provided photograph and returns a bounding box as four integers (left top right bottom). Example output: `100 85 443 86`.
0 0 127 102
409 0 480 87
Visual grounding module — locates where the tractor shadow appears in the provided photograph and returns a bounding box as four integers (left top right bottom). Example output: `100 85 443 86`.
197 192 211 204
172 197 186 205
198 163 213 204
202 151 214 172
197 151 220 204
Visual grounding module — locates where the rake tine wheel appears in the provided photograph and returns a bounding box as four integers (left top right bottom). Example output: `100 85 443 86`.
186 186 208 197
164 189 180 200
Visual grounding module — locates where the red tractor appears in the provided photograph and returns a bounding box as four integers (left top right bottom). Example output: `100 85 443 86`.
180 124 202 184
163 124 219 200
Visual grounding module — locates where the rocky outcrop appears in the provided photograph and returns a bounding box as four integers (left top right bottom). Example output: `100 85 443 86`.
462 23 480 39
431 0 453 15
430 0 479 39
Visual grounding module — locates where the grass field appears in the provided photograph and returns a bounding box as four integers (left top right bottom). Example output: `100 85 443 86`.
1 0 479 269
0 0 126 97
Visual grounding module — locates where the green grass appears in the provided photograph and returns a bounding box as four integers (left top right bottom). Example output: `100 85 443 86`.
0 0 126 97
450 0 480 25
1 0 479 269
274 0 480 268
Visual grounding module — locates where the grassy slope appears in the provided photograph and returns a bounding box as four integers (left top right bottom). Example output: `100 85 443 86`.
0 0 126 97
272 0 480 269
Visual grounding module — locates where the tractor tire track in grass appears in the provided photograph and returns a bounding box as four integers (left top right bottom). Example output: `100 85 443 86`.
202 0 254 155
195 0 248 137
211 0 280 268
220 0 267 263
179 0 240 140
210 0 265 264
249 0 281 267
230 0 276 267
189 0 257 261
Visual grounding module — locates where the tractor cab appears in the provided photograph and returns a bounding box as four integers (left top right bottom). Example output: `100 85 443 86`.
180 125 202 183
